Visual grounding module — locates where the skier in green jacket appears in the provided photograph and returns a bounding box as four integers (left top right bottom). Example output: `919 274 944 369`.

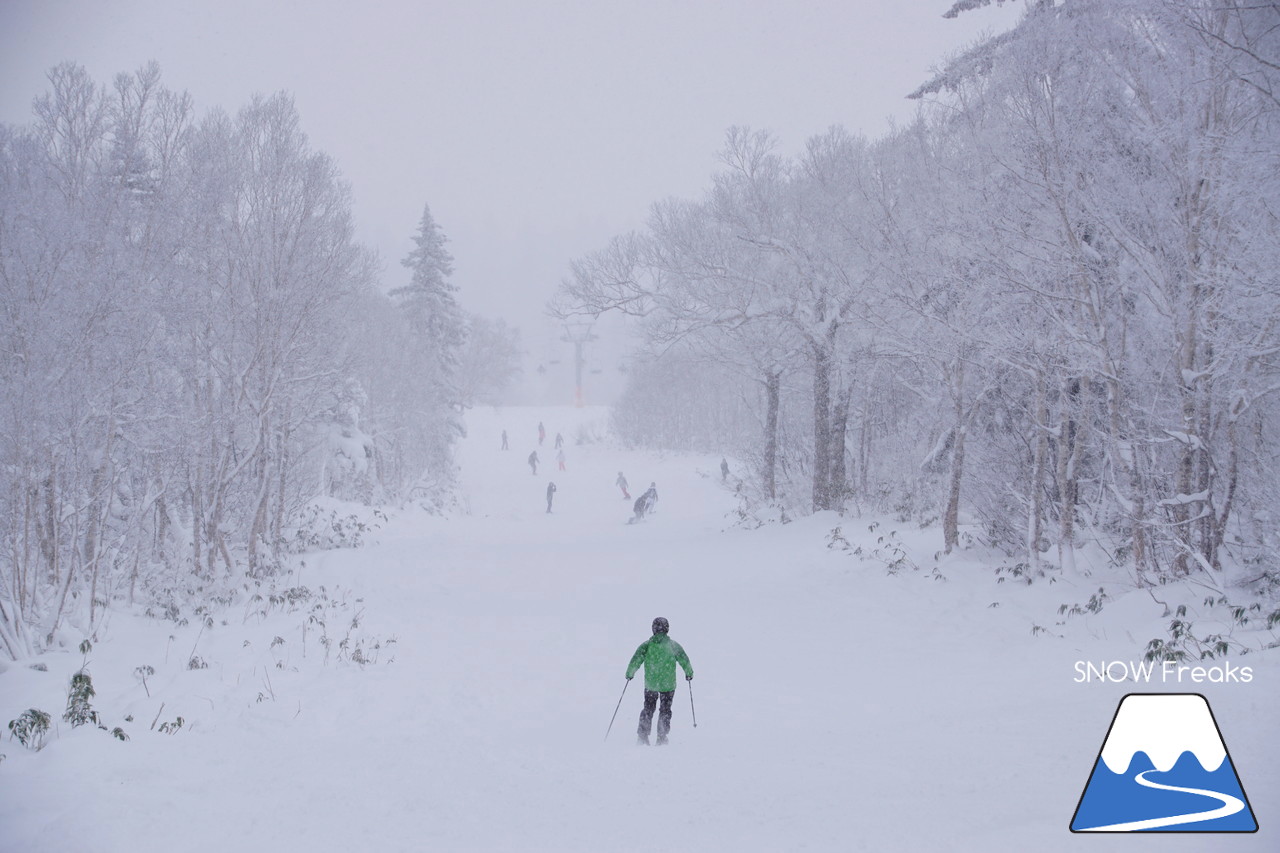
625 617 693 745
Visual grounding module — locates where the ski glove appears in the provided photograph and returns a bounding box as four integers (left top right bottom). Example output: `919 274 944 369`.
686 675 693 681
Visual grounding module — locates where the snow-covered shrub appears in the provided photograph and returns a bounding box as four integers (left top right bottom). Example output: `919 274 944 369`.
321 390 379 503
727 491 792 530
1142 596 1270 663
63 671 99 728
7 708 51 750
158 716 185 735
288 503 386 553
826 523 919 575
134 665 155 697
1058 589 1110 619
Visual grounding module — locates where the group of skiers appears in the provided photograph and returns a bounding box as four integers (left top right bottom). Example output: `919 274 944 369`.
520 422 567 476
503 423 663 521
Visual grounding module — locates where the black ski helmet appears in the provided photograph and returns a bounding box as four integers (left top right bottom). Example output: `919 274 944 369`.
652 617 669 634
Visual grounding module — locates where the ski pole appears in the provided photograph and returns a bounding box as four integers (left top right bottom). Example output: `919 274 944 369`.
688 678 697 728
604 678 630 741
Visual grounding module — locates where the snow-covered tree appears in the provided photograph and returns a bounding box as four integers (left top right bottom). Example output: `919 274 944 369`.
0 64 461 659
387 203 466 488
455 315 523 407
558 0 1280 600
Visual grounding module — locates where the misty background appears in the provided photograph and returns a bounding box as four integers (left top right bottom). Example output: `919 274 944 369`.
1 0 1020 405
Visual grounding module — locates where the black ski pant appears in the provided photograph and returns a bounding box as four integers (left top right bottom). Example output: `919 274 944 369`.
638 689 674 739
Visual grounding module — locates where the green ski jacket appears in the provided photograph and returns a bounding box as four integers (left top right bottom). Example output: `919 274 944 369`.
626 633 693 692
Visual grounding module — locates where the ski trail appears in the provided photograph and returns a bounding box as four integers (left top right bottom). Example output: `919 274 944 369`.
1076 769 1245 832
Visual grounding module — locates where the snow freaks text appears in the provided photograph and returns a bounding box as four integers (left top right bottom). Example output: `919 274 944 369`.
1073 661 1254 684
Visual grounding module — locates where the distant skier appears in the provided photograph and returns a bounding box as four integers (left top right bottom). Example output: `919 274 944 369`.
501 429 509 450
546 481 557 513
528 450 539 475
538 422 546 446
557 447 566 471
625 617 693 746
616 471 630 500
554 432 564 450
720 457 729 481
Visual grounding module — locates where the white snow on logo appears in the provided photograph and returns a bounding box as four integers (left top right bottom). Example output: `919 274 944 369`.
1098 694 1225 774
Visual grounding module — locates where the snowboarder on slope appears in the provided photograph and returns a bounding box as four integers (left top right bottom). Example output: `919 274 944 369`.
528 450 539 475
554 432 564 450
546 481 557 513
616 471 630 500
557 447 566 471
642 482 658 512
538 422 546 446
632 483 658 522
720 457 729 481
501 429 509 450
626 617 693 746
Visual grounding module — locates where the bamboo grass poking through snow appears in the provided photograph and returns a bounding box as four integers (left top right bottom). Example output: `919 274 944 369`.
150 703 165 731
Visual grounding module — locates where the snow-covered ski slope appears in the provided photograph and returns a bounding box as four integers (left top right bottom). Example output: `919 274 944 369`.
2 405 1276 851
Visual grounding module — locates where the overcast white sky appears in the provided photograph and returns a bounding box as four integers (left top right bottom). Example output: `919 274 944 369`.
0 0 1022 401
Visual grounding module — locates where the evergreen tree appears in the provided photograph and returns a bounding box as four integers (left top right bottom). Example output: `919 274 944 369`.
392 203 466 382
389 203 467 483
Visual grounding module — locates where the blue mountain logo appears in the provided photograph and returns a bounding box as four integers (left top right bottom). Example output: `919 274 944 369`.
1070 693 1258 832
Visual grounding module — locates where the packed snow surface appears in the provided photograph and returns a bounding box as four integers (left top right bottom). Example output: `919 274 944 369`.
1 406 1276 851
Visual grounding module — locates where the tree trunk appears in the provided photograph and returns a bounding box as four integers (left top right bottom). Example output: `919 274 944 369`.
84 416 117 629
943 361 967 554
1212 413 1239 573
190 482 204 578
247 481 271 577
1028 380 1049 572
273 425 289 544
41 468 59 587
1195 351 1215 571
830 384 853 511
858 396 872 498
810 321 838 513
247 423 272 577
1057 377 1081 576
0 596 33 661
763 370 780 501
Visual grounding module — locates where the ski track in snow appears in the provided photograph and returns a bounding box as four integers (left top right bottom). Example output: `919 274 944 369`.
1076 770 1245 832
1 405 1276 853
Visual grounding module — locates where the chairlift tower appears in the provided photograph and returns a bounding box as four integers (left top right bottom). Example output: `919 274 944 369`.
561 322 598 407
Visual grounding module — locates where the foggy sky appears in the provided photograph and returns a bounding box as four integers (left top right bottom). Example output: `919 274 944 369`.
0 0 1022 401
